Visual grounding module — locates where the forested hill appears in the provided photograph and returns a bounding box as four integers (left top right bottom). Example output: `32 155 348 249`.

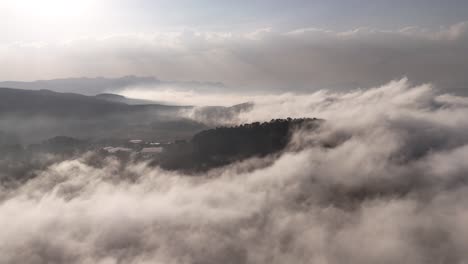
0 118 322 185
159 118 323 171
193 118 321 157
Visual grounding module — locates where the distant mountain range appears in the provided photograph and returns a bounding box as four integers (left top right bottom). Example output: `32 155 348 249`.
0 87 184 117
0 76 225 95
95 93 159 105
0 86 255 144
0 87 206 143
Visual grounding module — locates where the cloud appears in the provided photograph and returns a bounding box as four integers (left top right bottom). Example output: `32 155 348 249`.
4 79 468 263
119 86 243 106
1 22 468 94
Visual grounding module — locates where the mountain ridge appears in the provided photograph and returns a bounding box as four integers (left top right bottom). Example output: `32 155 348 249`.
0 76 225 96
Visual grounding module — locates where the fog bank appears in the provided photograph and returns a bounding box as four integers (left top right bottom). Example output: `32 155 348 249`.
3 79 468 263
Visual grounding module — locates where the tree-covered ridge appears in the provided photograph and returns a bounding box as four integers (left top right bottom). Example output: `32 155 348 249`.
194 118 321 157
159 118 322 171
0 118 323 187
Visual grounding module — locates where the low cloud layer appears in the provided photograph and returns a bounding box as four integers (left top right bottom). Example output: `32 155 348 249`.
2 22 468 94
3 79 468 263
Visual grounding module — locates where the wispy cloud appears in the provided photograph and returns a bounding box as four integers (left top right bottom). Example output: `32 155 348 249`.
2 22 468 94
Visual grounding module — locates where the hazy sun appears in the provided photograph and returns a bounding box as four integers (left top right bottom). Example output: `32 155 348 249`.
6 0 98 22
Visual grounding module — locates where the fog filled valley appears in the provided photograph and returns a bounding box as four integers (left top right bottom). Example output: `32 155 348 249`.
2 78 468 263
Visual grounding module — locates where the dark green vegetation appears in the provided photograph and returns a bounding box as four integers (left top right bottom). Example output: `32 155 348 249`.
145 118 322 171
0 118 322 188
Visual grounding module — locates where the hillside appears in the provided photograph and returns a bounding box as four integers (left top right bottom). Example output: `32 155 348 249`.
0 87 205 143
0 118 323 186
0 87 186 117
158 118 322 171
0 76 225 95
0 76 160 95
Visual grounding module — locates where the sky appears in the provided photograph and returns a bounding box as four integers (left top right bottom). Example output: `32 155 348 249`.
1 0 468 93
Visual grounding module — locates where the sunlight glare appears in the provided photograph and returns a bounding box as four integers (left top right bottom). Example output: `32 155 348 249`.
6 0 99 22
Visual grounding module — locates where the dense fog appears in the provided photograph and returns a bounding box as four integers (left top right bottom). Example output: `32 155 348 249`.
2 79 468 263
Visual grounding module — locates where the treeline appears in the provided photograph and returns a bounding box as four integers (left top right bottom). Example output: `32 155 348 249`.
0 118 322 187
157 118 322 171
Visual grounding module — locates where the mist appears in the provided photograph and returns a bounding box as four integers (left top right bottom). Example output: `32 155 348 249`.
2 22 468 94
3 79 468 263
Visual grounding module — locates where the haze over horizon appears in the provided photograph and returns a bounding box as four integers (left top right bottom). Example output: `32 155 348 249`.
1 0 468 94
